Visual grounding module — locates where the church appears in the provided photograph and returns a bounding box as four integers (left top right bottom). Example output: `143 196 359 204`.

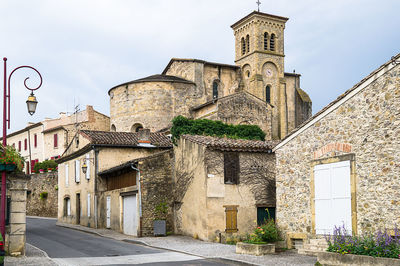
109 11 312 140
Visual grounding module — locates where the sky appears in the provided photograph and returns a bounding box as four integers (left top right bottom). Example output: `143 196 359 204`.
1 0 399 133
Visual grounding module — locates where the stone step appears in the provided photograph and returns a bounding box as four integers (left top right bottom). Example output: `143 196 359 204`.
302 245 327 252
309 238 328 245
297 248 323 257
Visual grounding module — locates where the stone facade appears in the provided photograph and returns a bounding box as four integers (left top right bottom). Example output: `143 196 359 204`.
274 57 400 244
26 172 58 217
174 136 276 241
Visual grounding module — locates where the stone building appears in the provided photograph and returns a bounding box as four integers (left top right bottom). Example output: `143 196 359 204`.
56 129 172 230
108 11 312 140
273 54 400 250
174 135 277 241
2 105 110 174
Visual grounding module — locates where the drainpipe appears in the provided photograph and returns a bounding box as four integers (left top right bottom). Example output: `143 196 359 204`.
130 164 142 235
94 146 99 228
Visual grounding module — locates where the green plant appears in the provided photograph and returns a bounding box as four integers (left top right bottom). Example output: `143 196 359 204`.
0 144 24 171
170 115 266 144
243 219 281 244
39 191 48 200
54 185 58 190
155 201 168 220
33 160 58 173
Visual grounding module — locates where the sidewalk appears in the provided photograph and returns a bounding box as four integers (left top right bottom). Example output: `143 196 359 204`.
56 222 317 266
5 243 56 266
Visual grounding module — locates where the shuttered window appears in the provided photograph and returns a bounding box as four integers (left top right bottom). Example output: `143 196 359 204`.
54 134 58 148
224 152 239 184
18 141 21 151
85 154 90 180
34 133 37 147
65 163 69 186
224 205 238 233
24 139 27 150
75 160 80 183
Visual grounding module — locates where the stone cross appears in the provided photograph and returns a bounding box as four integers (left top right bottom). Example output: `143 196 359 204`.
256 0 261 11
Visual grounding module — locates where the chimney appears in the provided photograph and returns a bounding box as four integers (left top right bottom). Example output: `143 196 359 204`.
138 128 151 143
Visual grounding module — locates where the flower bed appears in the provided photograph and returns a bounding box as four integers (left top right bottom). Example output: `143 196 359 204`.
0 145 24 172
325 225 400 259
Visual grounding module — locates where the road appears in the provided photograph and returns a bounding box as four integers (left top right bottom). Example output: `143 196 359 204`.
26 218 243 266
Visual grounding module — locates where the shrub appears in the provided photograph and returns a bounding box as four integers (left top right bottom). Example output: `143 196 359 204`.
39 191 48 200
33 160 58 173
326 224 400 259
243 219 281 244
171 115 265 144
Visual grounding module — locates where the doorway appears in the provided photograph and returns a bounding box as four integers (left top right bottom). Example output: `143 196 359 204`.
123 195 137 236
76 193 81 224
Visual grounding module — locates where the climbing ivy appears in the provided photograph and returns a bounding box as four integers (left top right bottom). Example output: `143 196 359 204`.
171 116 265 144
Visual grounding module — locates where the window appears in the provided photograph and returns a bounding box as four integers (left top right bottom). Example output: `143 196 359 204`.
257 207 276 225
224 152 239 184
264 32 268 50
24 139 27 150
266 85 271 103
224 205 238 233
246 35 250 53
241 37 245 55
131 123 143 133
75 160 80 183
12 143 15 149
212 81 218 99
54 133 58 148
65 163 69 186
270 34 275 51
87 193 91 217
34 133 37 148
111 124 116 132
18 141 21 151
64 197 71 216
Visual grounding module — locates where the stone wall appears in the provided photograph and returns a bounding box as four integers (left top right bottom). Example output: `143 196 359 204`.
139 150 174 236
26 172 58 217
275 63 400 242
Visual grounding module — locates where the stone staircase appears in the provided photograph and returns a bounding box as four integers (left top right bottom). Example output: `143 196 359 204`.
297 238 328 256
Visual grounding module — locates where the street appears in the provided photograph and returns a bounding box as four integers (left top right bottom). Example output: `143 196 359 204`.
26 218 243 266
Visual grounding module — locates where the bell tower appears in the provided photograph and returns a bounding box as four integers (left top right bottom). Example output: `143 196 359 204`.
231 11 289 139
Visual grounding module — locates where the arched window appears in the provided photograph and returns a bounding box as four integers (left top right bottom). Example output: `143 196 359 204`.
266 85 271 103
241 37 245 55
131 123 143 132
213 81 219 99
270 34 275 51
111 124 116 132
246 35 250 53
264 32 268 50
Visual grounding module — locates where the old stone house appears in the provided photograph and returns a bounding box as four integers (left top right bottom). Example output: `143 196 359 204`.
108 11 312 141
56 129 172 230
274 54 400 250
174 135 277 241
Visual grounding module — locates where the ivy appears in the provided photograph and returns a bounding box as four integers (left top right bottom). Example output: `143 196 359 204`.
171 116 266 144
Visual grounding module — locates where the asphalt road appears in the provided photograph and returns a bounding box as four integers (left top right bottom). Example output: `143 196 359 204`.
26 218 244 266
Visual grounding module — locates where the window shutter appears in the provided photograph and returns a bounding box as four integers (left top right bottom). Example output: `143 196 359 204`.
34 134 37 147
65 163 69 186
24 139 27 150
85 154 90 180
87 193 91 217
75 160 80 182
54 134 58 148
67 198 71 216
224 205 238 233
224 152 239 184
18 141 21 151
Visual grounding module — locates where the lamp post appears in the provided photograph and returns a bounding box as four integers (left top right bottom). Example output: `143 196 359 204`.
1 57 42 240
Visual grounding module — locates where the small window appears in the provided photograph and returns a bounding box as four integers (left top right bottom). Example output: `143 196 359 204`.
246 35 250 53
64 197 71 216
24 139 27 150
266 85 271 103
257 207 276 226
224 152 239 184
212 81 219 99
12 143 15 148
131 123 143 133
111 124 116 132
224 205 238 233
241 37 246 55
34 133 37 148
18 141 21 151
264 32 268 50
270 34 275 51
54 134 58 148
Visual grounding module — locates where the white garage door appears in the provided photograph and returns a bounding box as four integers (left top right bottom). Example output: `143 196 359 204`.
123 195 137 236
314 160 352 235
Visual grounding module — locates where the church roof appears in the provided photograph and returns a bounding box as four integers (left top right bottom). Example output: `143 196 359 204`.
182 134 278 153
162 58 239 75
108 74 194 95
231 11 289 29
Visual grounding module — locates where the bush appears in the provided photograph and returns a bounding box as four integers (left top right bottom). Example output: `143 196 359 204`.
39 191 48 200
171 115 266 144
33 160 58 173
326 224 400 259
243 219 281 244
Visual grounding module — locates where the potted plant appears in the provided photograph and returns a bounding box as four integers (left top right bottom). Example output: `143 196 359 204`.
39 169 44 173
0 145 24 172
48 168 52 173
153 201 168 236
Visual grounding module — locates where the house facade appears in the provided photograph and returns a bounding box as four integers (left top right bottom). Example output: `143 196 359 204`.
274 54 400 248
174 135 276 241
56 129 172 231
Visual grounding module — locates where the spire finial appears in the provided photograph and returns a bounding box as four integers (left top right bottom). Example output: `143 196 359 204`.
256 0 261 12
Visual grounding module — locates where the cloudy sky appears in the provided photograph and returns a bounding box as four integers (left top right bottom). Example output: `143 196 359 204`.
1 0 399 133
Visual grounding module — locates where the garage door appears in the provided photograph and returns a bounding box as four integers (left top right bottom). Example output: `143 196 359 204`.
123 195 137 236
314 160 351 235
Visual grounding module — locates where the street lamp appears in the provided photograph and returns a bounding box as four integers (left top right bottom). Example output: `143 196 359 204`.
1 57 42 240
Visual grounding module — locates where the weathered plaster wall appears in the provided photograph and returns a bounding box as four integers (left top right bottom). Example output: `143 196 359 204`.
275 64 400 241
27 172 58 217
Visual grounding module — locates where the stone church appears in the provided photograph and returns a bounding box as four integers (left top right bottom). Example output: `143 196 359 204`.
109 11 312 140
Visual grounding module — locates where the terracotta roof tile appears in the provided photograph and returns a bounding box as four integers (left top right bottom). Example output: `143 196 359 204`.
79 130 172 148
182 135 277 152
